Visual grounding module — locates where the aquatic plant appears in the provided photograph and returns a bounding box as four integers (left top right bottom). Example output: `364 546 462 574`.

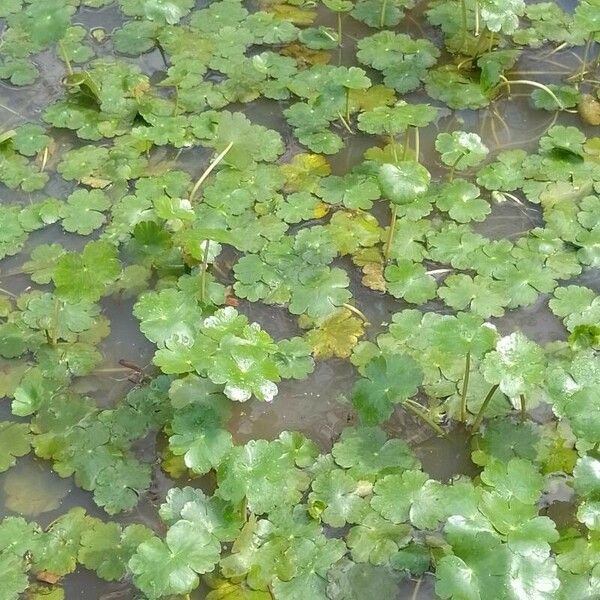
0 0 599 598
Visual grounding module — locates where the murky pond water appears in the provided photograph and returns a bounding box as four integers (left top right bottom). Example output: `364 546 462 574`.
0 0 598 598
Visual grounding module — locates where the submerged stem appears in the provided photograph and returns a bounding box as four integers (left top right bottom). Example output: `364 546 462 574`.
0 286 17 298
496 77 565 110
471 384 499 434
384 205 398 262
474 0 480 37
460 351 471 422
189 141 234 203
410 577 423 600
404 399 445 436
337 12 343 46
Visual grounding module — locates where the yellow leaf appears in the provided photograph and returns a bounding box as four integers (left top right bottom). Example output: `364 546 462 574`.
160 449 189 479
349 85 396 112
262 2 317 24
364 142 412 163
206 578 272 600
584 137 600 158
306 308 365 359
313 202 330 219
281 153 331 192
281 43 331 67
362 262 386 292
80 176 111 188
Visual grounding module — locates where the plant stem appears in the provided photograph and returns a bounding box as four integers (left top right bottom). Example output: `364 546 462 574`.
58 40 73 76
404 399 445 436
341 303 370 325
474 0 480 37
448 155 461 182
173 84 180 116
460 0 467 51
414 126 420 163
337 112 354 134
426 268 452 275
200 238 210 303
51 297 59 346
460 351 471 422
580 37 593 80
337 12 342 47
471 384 499 434
0 286 16 298
402 128 410 160
345 87 350 122
384 205 398 262
40 145 49 172
379 0 388 28
496 77 564 110
519 394 526 422
189 141 234 203
389 135 398 163
410 577 423 600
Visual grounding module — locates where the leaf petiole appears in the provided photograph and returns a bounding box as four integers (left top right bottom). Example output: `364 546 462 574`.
389 135 398 163
459 0 467 51
345 88 351 122
58 40 73 76
337 112 354 134
471 384 499 434
580 37 593 81
460 351 471 422
341 302 370 325
200 238 211 304
404 399 446 436
414 126 420 163
379 0 388 28
496 77 565 110
189 141 234 203
383 205 398 262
